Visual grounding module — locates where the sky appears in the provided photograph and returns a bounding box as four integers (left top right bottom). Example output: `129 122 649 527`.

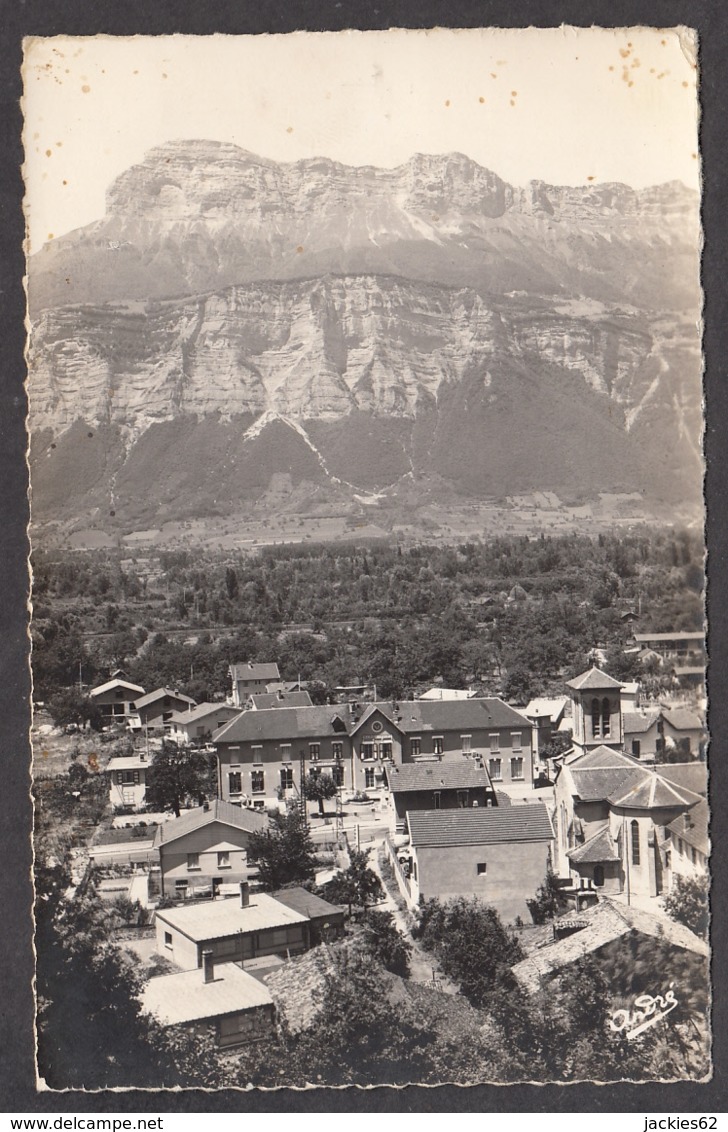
22 27 700 253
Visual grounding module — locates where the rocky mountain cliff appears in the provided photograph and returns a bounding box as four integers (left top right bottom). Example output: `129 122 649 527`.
27 141 703 531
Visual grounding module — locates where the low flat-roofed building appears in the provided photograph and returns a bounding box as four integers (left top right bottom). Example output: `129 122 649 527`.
141 956 275 1047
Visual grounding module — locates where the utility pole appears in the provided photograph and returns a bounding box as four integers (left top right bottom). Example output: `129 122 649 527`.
299 749 307 823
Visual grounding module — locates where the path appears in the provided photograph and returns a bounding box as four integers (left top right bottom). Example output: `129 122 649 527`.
369 839 459 994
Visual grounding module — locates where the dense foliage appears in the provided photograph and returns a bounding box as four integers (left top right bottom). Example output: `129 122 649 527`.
247 808 317 890
320 847 384 914
663 875 710 939
31 529 704 705
144 740 217 817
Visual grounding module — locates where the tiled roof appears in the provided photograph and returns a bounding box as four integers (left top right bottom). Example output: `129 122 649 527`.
271 887 346 921
90 678 145 698
153 799 267 848
407 803 553 848
141 962 272 1026
387 761 492 793
155 891 309 941
525 697 568 722
230 662 281 681
214 705 352 744
569 747 639 770
373 697 531 735
666 799 710 856
264 947 337 1034
568 766 640 803
132 687 196 711
622 711 659 735
168 701 239 726
662 707 705 732
657 762 707 798
633 632 705 643
564 667 623 692
566 826 620 864
511 898 708 993
607 771 702 810
248 691 313 710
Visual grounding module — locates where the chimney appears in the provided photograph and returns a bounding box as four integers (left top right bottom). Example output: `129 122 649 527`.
202 800 210 812
202 949 214 984
240 880 250 908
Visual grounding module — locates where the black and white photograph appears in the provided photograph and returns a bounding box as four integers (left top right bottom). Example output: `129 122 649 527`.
23 27 709 1090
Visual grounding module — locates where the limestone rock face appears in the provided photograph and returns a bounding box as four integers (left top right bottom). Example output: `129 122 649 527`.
26 142 703 527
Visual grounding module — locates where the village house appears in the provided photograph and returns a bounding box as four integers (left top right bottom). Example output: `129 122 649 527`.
89 677 145 724
632 630 706 664
141 952 276 1048
398 803 554 923
386 760 497 832
246 690 313 710
153 799 268 899
523 696 570 760
213 697 535 809
622 705 706 761
554 746 703 900
128 687 197 732
511 898 709 996
107 751 150 811
666 798 709 885
167 702 241 747
153 881 339 971
229 662 281 707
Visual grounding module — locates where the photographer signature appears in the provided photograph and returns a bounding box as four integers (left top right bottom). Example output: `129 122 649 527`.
609 984 678 1040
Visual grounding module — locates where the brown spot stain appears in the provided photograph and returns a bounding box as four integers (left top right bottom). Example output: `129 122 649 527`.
162 73 168 79
509 99 515 107
45 149 52 157
62 180 68 186
81 84 90 93
496 59 506 66
431 214 440 221
631 59 640 68
296 245 304 254
661 39 667 46
587 176 595 181
682 81 689 88
619 48 631 59
608 65 615 72
479 96 485 104
47 232 53 240
444 99 450 107
490 72 497 79
511 90 517 97
286 126 293 133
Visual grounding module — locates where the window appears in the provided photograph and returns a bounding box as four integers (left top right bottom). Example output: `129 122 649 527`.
332 764 344 787
380 741 393 760
364 768 375 789
632 739 641 757
433 737 443 755
119 770 140 785
332 741 343 760
691 846 697 865
251 745 263 763
362 742 374 760
187 853 200 871
591 698 601 738
489 758 502 781
434 791 441 810
217 851 231 869
410 738 421 757
458 790 469 808
309 743 320 761
280 766 293 790
164 931 173 949
477 863 487 876
228 772 242 794
510 757 524 781
631 820 640 866
511 732 522 750
594 864 605 887
601 698 611 738
251 770 265 793
461 735 472 754
489 733 500 752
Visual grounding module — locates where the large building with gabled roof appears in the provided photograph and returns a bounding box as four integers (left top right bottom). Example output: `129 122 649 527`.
213 696 534 809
